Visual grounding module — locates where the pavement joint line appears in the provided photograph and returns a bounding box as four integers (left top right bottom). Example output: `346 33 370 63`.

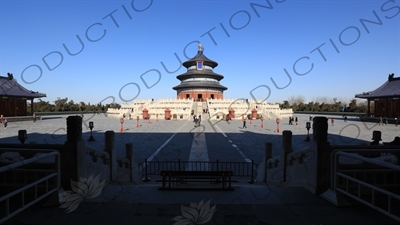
214 123 252 163
146 120 189 162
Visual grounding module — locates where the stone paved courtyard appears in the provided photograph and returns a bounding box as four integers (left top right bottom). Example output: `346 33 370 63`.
1 113 399 165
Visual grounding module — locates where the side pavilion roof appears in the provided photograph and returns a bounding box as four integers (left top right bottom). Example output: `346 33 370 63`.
355 73 400 99
0 74 46 99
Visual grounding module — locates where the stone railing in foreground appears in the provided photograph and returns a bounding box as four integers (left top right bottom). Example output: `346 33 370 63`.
256 130 314 186
256 117 399 192
0 116 141 198
61 116 140 187
85 146 111 182
84 130 140 184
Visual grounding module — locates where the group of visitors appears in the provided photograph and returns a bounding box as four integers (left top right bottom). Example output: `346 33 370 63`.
288 116 298 125
193 114 201 127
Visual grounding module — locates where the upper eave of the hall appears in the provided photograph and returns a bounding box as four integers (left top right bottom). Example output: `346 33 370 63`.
182 45 218 68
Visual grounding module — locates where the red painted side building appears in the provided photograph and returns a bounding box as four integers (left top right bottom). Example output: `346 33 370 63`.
355 73 400 118
0 73 46 117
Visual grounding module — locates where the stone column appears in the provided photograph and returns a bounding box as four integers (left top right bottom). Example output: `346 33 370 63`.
306 116 331 194
62 116 86 190
105 130 117 181
280 130 293 182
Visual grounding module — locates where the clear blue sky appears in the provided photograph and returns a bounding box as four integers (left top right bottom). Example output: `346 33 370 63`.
1 0 399 105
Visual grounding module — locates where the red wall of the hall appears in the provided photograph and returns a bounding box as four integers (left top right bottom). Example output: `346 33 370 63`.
177 91 223 101
372 99 400 118
0 99 27 117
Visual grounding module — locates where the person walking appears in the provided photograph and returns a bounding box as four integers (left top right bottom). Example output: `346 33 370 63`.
379 117 383 125
331 118 334 126
3 118 7 129
395 117 398 126
243 118 247 128
295 117 298 125
344 115 347 122
289 116 292 125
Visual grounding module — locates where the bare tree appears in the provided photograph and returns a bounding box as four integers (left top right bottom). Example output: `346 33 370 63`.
288 95 306 105
312 96 329 104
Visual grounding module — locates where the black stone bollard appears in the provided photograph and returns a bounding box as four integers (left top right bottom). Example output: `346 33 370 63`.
105 130 116 181
306 116 331 195
66 116 82 142
61 116 86 190
281 130 293 182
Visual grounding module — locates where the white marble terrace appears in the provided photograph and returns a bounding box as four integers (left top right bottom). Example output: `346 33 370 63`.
107 98 293 120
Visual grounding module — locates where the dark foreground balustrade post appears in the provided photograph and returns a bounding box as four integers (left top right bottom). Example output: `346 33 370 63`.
142 158 151 182
305 116 331 194
105 130 117 181
249 160 255 184
281 130 293 182
62 116 86 190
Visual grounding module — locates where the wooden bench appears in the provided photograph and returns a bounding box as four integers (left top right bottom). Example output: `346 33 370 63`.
159 170 234 190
